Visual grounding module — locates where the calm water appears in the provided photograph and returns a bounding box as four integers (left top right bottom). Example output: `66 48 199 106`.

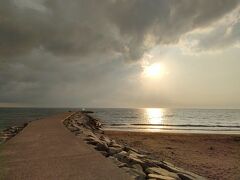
0 108 75 131
90 108 240 134
0 108 240 134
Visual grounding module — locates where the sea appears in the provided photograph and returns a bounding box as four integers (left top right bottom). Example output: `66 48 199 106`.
0 108 240 134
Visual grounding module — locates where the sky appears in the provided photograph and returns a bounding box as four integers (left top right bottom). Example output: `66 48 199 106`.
0 0 240 108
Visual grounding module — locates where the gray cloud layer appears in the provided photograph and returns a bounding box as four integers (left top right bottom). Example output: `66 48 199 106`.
0 0 239 107
1 0 239 60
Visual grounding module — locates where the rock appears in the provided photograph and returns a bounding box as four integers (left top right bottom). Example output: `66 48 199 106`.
64 112 205 180
99 135 111 145
85 115 102 130
177 172 206 180
131 164 146 179
108 156 127 167
158 162 206 180
124 146 140 153
95 141 108 151
0 124 28 144
108 156 125 167
84 131 96 138
4 133 15 138
122 167 132 174
76 121 83 126
99 151 109 157
133 170 146 180
113 151 128 161
177 173 194 180
110 143 123 149
122 167 146 180
162 161 175 168
124 153 145 165
109 140 123 148
132 164 143 172
146 167 180 179
0 136 8 141
74 131 82 135
84 136 102 145
108 147 123 155
141 158 160 168
109 139 117 145
118 163 127 168
8 128 17 134
148 173 176 180
158 162 183 173
113 150 145 166
72 123 82 130
127 150 146 158
68 126 79 132
2 128 10 132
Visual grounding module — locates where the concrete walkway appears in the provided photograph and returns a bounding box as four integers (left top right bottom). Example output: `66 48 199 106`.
0 112 131 180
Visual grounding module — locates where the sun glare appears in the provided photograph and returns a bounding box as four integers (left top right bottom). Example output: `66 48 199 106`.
145 108 164 124
143 63 163 78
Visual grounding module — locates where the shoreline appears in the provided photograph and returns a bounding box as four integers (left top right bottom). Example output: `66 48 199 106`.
1 111 239 179
64 112 205 179
103 128 240 135
106 130 240 180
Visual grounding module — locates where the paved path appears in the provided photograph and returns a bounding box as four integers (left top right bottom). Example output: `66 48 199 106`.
0 112 131 180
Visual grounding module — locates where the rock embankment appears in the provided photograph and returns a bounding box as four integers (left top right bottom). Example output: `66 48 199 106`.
64 111 205 180
0 123 28 144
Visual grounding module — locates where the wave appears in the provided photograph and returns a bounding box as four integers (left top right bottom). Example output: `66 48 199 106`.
105 123 240 128
105 127 240 131
121 116 138 119
104 125 240 132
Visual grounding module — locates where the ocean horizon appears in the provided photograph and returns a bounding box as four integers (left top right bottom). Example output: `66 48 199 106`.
1 107 240 134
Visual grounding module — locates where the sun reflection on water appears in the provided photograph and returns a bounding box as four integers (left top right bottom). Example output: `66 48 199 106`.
145 108 164 125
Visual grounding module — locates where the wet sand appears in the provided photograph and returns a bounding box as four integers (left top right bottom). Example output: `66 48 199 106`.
106 131 240 180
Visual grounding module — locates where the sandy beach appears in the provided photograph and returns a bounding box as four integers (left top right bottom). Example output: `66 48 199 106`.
106 131 240 180
1 111 239 179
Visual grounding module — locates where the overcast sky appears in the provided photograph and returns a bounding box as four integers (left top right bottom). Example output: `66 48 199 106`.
0 0 240 108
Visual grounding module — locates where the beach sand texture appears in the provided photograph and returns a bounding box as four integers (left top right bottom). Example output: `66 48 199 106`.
107 131 240 180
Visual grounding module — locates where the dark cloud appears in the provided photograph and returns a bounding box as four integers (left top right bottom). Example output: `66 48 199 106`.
0 0 240 107
179 6 240 52
0 0 239 60
109 0 240 59
0 48 142 106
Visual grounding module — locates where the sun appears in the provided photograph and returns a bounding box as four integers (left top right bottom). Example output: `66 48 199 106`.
143 63 162 78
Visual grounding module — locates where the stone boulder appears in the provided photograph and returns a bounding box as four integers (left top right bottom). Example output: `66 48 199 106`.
95 141 108 151
148 173 176 180
122 167 146 180
113 151 128 161
146 167 180 180
108 147 123 155
99 135 111 145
